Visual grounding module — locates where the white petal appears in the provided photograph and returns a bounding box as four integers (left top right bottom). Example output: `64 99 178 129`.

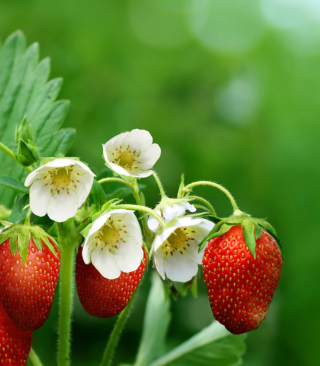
82 239 93 264
184 202 196 213
153 225 177 251
163 204 186 222
91 247 121 279
107 161 133 176
47 190 78 222
75 173 94 207
154 251 165 280
24 165 47 187
115 238 143 273
29 180 51 217
124 129 153 151
103 132 130 154
175 217 202 229
89 212 112 234
126 169 154 178
74 161 95 176
148 216 159 232
45 158 77 168
164 251 198 282
138 144 161 170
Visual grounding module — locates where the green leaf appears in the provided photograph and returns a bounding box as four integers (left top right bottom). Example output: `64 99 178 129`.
241 219 256 258
8 193 29 224
150 321 246 366
0 176 29 194
18 229 30 264
91 179 105 211
134 274 171 366
0 31 74 208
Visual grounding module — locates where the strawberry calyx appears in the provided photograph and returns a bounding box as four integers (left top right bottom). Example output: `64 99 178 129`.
0 224 59 264
199 209 284 260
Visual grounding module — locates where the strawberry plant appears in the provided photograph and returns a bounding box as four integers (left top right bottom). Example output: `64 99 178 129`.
0 31 284 366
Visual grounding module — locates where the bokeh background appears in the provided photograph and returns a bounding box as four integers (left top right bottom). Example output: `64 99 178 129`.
0 0 319 365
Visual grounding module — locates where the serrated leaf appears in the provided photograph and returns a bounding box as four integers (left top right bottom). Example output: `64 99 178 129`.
8 193 29 224
0 31 74 208
241 219 256 258
91 179 105 211
0 176 29 193
149 321 246 366
254 223 263 239
18 229 30 264
134 274 171 366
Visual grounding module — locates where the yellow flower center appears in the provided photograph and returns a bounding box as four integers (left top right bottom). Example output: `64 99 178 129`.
167 228 187 250
100 225 119 245
52 168 71 189
118 151 135 167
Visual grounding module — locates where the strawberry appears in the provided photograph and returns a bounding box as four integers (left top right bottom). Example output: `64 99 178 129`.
0 225 60 332
76 247 146 318
203 224 283 334
0 301 31 365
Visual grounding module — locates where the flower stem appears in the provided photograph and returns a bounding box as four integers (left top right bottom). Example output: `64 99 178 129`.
189 195 216 215
183 181 239 212
116 204 166 228
100 285 139 366
98 177 133 189
57 219 81 366
0 142 33 173
28 348 43 366
152 171 166 199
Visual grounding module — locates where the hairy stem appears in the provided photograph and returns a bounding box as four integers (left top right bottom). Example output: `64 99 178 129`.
0 142 33 173
100 286 139 366
117 203 166 228
152 171 166 199
57 219 81 366
183 181 239 212
98 177 133 188
28 348 43 366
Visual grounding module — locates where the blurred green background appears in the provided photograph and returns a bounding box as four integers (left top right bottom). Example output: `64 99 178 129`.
0 0 319 365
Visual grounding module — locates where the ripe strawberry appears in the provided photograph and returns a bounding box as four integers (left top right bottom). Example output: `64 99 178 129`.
0 301 31 365
0 232 60 332
203 224 283 334
76 247 146 317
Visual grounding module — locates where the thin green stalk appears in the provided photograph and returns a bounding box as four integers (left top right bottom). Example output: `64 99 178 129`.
189 195 216 215
152 171 166 199
28 348 43 366
0 141 32 173
100 286 139 366
117 203 166 228
57 219 81 366
98 177 133 189
183 181 239 212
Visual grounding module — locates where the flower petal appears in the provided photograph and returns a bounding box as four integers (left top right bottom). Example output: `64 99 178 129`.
154 251 165 280
124 129 153 151
75 173 94 207
115 238 143 273
153 225 177 251
184 202 196 213
107 161 133 176
164 251 198 282
29 180 51 217
163 204 186 222
147 216 159 232
103 132 130 153
47 190 78 222
89 212 111 234
24 165 47 187
45 158 77 168
138 144 161 170
74 161 96 176
91 247 121 279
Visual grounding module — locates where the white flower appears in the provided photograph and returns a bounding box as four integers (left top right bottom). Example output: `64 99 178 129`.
24 158 95 222
103 129 161 178
153 217 214 283
82 209 143 279
147 202 196 232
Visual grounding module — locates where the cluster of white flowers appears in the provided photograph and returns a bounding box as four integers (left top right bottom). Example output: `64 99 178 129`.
25 129 213 283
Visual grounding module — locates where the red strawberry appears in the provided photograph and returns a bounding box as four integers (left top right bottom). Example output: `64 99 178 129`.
76 247 146 317
0 301 31 365
203 224 283 334
0 234 60 332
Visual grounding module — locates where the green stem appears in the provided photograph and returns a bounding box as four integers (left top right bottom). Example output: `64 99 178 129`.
57 219 81 366
98 177 133 189
183 181 239 212
28 348 43 366
189 195 216 215
0 142 32 173
117 204 166 228
100 286 139 366
152 171 166 199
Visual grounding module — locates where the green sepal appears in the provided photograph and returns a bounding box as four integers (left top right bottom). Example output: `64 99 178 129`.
31 232 43 252
198 223 232 252
80 223 92 239
254 223 263 239
0 228 12 244
18 229 31 264
241 219 256 258
9 233 18 255
15 115 33 143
